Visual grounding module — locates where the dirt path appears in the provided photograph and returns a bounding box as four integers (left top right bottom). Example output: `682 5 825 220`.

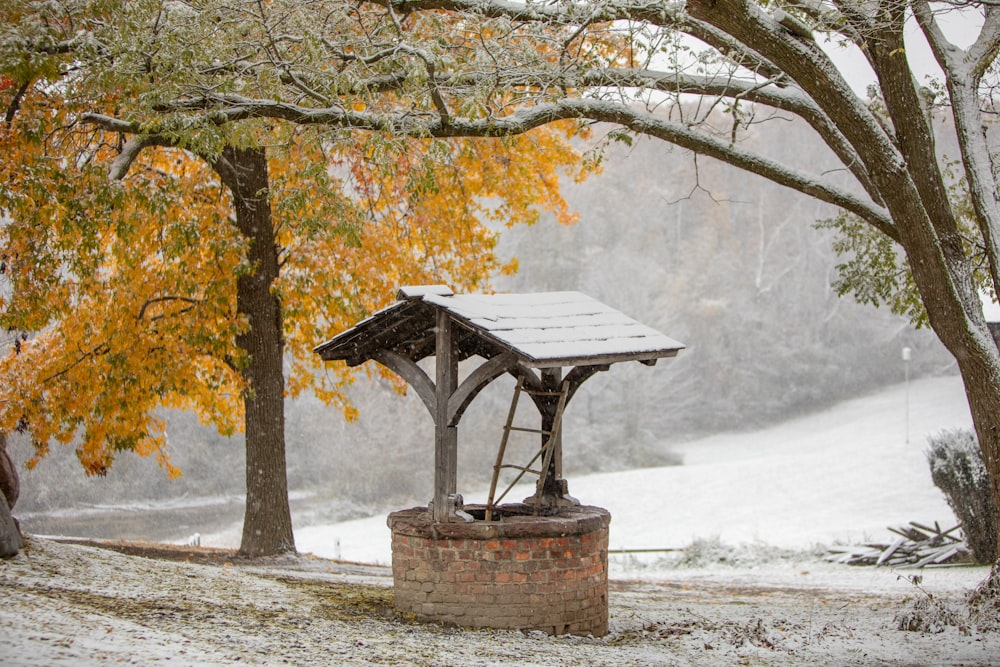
1 537 996 666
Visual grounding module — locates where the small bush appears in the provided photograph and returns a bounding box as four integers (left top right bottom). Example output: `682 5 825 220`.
926 429 996 565
667 536 819 569
968 568 1000 633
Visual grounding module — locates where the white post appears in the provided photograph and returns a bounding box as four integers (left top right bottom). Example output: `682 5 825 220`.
902 346 911 444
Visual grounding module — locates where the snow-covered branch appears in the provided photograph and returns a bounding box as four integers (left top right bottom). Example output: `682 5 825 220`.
913 1 1000 296
152 92 895 237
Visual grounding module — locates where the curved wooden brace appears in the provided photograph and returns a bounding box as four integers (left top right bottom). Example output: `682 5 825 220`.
372 349 436 417
563 364 610 404
515 366 542 389
521 364 610 413
447 351 518 426
368 350 612 426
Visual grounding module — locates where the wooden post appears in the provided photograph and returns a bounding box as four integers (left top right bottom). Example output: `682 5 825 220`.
523 367 577 508
541 368 563 488
433 310 459 522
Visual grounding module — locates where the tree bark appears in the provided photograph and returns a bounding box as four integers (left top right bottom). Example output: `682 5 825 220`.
0 494 21 558
0 432 19 511
0 432 22 558
213 145 295 558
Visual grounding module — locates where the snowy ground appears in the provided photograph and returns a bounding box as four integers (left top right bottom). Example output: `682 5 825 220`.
3 375 999 666
1 533 996 666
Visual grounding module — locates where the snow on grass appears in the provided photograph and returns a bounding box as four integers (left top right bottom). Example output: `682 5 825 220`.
276 376 972 573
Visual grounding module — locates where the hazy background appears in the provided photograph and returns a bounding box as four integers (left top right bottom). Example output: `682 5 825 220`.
9 114 959 542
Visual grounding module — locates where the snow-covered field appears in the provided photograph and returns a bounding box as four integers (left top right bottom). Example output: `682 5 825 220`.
237 375 972 575
3 374 999 666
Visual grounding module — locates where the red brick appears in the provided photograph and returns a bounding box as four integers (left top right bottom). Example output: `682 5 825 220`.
388 505 610 637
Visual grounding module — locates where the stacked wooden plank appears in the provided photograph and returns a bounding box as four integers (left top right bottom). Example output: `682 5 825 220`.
826 521 969 568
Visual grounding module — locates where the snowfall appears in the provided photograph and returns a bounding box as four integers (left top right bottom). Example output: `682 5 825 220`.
2 375 999 666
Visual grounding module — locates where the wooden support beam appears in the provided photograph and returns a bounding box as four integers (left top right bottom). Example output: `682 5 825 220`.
371 349 436 417
563 365 609 406
447 351 518 426
433 310 459 522
541 368 564 488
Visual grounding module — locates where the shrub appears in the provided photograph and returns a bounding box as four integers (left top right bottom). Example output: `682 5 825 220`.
926 429 996 565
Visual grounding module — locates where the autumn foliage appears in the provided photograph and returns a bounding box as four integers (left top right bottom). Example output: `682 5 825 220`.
0 81 591 479
0 90 244 476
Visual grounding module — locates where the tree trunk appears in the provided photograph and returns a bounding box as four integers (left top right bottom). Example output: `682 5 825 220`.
214 145 295 558
0 432 22 558
900 211 1000 567
955 353 1000 568
0 431 19 511
0 494 21 558
688 0 1000 567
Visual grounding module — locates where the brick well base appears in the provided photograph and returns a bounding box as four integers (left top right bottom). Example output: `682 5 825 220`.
387 504 610 637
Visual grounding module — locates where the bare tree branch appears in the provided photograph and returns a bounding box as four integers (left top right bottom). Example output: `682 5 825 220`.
3 79 31 126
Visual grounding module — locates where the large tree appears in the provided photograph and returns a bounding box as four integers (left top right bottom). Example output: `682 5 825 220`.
63 0 1000 565
0 4 589 556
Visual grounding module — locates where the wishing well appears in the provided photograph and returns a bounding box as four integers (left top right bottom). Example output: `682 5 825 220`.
315 286 683 636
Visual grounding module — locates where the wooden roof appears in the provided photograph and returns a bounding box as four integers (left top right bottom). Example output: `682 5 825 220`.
314 286 685 369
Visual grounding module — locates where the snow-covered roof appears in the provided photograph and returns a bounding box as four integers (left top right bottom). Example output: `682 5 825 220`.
314 287 684 369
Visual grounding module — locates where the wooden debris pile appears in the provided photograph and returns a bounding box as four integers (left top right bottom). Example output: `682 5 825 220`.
827 521 969 568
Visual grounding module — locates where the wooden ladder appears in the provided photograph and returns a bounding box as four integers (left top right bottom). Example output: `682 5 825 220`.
485 374 570 520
